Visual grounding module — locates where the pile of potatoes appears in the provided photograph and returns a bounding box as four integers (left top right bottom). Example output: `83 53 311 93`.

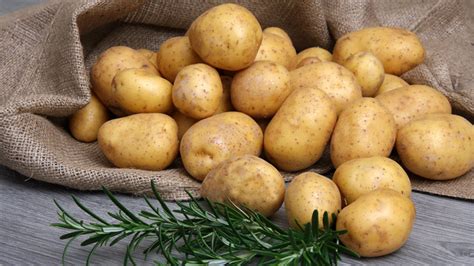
69 3 474 258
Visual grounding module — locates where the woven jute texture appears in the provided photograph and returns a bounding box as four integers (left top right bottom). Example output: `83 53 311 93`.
0 0 472 200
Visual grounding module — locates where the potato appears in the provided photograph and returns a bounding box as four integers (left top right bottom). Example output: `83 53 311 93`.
264 88 337 171
333 27 425 75
330 98 397 168
295 56 321 68
214 76 234 114
263 27 292 45
290 62 362 115
285 172 341 229
91 46 158 115
188 3 262 71
375 85 451 129
172 111 197 141
254 32 296 69
180 112 263 181
333 157 411 204
112 68 173 114
396 114 474 180
375 74 409 96
98 113 178 170
336 189 416 257
69 94 109 142
343 51 385 97
256 119 270 133
201 155 285 217
158 36 202 82
172 63 223 119
291 47 332 69
231 61 291 118
136 48 159 70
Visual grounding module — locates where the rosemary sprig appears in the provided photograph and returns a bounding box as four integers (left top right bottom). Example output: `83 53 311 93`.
52 181 358 265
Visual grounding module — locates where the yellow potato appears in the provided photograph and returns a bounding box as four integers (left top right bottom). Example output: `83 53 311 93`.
254 32 296 69
396 114 474 180
290 62 362 115
330 98 397 168
158 36 202 82
180 112 263 181
336 189 416 257
295 56 322 68
375 74 409 96
343 51 385 97
333 27 425 75
172 63 223 119
136 48 159 71
97 113 178 170
91 46 158 115
188 3 262 71
69 94 109 142
375 85 451 129
201 155 285 217
231 61 291 118
172 111 197 141
264 88 337 171
263 27 292 45
291 47 332 69
285 172 341 229
112 68 173 114
214 76 234 114
333 157 411 204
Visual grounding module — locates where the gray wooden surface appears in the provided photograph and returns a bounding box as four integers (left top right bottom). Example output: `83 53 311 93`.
1 165 473 265
1 1 474 265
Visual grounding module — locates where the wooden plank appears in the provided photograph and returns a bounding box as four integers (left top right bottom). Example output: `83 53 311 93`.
0 166 473 265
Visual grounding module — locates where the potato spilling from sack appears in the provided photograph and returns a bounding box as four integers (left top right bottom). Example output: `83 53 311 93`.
201 155 285 217
336 189 416 257
188 3 262 71
333 27 425 75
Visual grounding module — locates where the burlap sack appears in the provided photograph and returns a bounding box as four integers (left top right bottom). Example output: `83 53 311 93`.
0 0 472 200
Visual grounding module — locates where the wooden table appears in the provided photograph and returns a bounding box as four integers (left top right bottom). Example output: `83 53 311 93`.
1 165 473 265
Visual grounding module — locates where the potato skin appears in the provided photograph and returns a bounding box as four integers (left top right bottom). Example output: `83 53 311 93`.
171 111 197 141
295 57 322 68
263 27 292 45
214 76 234 114
97 113 178 170
69 94 109 142
396 114 474 180
333 157 411 204
201 155 285 217
336 189 416 257
285 172 341 229
290 62 362 115
375 74 409 96
291 47 332 69
231 61 291 118
180 112 263 181
330 98 397 168
375 85 451 129
254 32 296 69
264 88 337 171
158 36 202 82
188 3 262 71
333 27 425 75
136 48 159 71
172 63 223 119
112 68 173 114
91 46 158 115
343 51 385 97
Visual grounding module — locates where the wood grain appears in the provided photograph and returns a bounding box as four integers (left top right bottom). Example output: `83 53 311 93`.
0 166 473 265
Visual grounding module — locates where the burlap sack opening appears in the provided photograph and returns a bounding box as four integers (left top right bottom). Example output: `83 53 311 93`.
0 0 472 200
